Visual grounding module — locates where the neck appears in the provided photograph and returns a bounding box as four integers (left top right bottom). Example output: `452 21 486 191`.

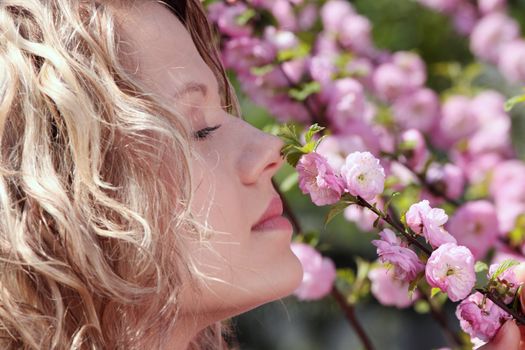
159 314 209 350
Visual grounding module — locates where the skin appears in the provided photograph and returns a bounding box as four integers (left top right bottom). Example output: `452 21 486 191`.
115 1 303 348
111 1 525 349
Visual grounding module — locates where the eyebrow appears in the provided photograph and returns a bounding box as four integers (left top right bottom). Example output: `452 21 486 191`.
173 81 208 100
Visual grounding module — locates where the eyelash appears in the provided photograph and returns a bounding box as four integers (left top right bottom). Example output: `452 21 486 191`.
193 124 221 140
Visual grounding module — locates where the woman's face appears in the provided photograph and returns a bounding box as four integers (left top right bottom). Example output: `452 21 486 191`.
116 0 302 323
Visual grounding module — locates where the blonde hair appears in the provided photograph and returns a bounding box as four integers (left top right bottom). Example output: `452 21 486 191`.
0 0 239 349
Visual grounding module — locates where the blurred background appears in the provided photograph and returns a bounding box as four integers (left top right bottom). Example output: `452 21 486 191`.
205 0 525 349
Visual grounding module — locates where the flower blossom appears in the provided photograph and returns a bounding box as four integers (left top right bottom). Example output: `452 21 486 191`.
290 242 337 300
425 243 476 302
297 152 345 206
405 200 457 248
447 201 499 260
372 229 424 282
456 292 511 342
368 266 419 308
340 151 385 201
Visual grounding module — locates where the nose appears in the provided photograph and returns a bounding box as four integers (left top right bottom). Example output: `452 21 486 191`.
238 129 285 185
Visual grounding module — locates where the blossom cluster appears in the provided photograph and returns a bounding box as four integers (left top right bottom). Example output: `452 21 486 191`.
206 0 525 346
416 0 525 83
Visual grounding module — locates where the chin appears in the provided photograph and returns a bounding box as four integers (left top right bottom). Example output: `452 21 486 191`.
259 248 304 303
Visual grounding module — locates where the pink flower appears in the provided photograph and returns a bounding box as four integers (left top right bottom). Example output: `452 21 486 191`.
405 200 457 248
222 37 276 74
338 14 373 55
400 129 429 172
372 63 410 101
456 292 511 342
425 163 465 200
447 201 499 260
392 52 427 89
264 27 299 51
290 243 337 301
440 96 478 143
452 3 477 35
325 78 366 132
490 160 525 205
309 53 337 86
425 243 476 302
478 0 507 15
372 229 425 281
368 266 419 308
207 2 253 38
498 40 525 83
297 152 345 206
320 0 355 33
470 13 519 63
392 88 439 132
341 151 385 201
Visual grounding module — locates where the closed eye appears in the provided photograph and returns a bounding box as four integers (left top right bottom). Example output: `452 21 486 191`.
193 124 221 140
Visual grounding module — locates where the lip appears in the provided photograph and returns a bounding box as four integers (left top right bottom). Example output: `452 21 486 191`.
251 196 293 232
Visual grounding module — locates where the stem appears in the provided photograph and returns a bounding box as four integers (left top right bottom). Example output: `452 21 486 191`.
331 287 375 350
273 180 376 350
355 196 433 256
476 289 525 326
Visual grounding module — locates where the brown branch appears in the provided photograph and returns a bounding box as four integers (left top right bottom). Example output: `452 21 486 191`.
331 287 375 350
355 196 433 256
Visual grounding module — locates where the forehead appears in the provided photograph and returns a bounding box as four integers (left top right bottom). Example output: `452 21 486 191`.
115 0 217 99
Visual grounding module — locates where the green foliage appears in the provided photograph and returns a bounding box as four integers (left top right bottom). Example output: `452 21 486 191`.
509 214 525 247
490 259 520 282
505 93 525 112
277 123 326 167
430 287 442 299
277 42 311 62
235 8 256 25
289 81 321 101
474 261 489 273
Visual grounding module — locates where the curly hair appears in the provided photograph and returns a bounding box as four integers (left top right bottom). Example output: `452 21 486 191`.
0 0 238 348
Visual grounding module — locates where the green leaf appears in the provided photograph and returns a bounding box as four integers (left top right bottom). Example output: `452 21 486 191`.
289 81 321 101
325 201 353 226
505 94 525 112
491 259 520 281
304 123 324 143
277 124 301 146
474 261 489 273
277 42 310 61
430 287 442 298
235 8 256 26
509 214 525 246
250 64 274 76
285 150 303 167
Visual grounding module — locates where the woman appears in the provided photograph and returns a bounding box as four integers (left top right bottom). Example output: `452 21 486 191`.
0 0 301 348
0 0 521 349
